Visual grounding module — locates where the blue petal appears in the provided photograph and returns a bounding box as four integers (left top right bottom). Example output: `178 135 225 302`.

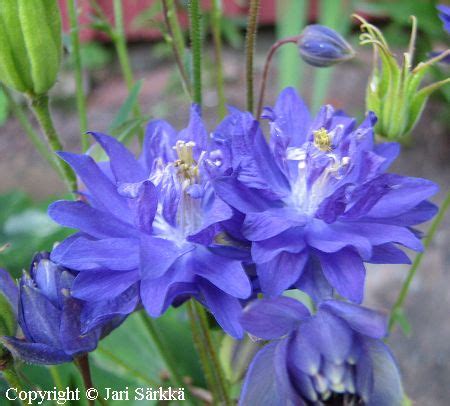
238 342 288 406
90 132 146 182
51 235 139 271
19 285 62 348
60 297 100 356
367 175 438 218
241 296 310 340
317 248 365 304
49 201 137 238
320 300 387 339
57 152 132 222
0 337 72 365
198 280 244 338
243 208 307 241
368 243 411 264
140 234 194 279
141 119 177 168
134 181 158 234
373 142 400 172
256 251 308 297
295 256 333 303
289 328 321 375
72 270 140 301
178 104 208 155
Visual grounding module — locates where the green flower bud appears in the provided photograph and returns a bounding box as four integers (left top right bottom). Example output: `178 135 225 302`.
355 15 450 143
0 0 62 96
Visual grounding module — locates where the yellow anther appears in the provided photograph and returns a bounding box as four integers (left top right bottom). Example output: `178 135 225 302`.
313 128 333 152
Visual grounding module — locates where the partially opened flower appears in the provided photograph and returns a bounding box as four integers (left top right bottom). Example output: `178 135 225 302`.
239 297 404 405
49 107 251 338
438 4 450 34
1 253 124 365
211 88 438 303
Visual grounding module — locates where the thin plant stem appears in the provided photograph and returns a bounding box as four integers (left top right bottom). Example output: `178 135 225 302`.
48 366 64 391
388 191 450 332
138 312 191 399
75 355 94 406
188 0 203 106
245 0 261 113
112 0 144 143
256 36 299 119
2 367 26 405
1 84 59 173
187 300 232 406
161 0 191 97
67 0 89 151
29 94 77 192
211 0 226 120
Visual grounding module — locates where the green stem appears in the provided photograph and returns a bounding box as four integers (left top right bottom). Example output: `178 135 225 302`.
388 191 450 332
74 355 95 406
1 356 26 405
67 0 89 151
245 0 261 114
1 84 59 173
211 0 226 120
188 0 203 106
138 312 189 396
48 366 64 391
29 94 77 192
112 0 144 143
187 300 232 406
161 0 191 98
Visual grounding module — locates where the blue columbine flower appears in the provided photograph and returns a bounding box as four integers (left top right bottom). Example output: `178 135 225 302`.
239 296 404 405
297 25 354 67
49 107 251 338
438 4 450 34
211 88 438 303
1 253 124 365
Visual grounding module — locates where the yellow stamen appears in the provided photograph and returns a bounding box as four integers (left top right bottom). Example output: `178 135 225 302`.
313 128 333 152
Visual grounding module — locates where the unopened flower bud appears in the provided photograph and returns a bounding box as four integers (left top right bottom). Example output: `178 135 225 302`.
356 14 450 142
0 0 63 95
297 24 355 67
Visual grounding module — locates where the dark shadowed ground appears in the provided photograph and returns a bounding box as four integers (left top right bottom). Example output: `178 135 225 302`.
1 32 449 404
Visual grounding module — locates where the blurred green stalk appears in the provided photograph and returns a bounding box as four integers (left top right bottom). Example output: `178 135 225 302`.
188 0 203 106
112 0 144 142
211 0 226 119
245 0 261 113
276 0 308 90
67 0 89 151
1 84 59 174
161 0 191 98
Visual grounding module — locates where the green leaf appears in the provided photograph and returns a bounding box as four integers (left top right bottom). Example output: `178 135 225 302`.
109 80 143 132
393 308 412 336
0 86 9 125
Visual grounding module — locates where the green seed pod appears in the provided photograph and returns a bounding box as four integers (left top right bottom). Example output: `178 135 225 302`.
0 0 62 96
355 15 450 143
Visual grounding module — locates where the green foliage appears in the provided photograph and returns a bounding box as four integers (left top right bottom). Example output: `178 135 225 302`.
0 191 72 276
0 86 9 125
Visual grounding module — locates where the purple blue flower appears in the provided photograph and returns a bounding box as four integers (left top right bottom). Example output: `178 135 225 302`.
0 268 18 351
211 88 438 303
239 296 404 405
48 107 251 338
1 253 124 365
297 25 354 67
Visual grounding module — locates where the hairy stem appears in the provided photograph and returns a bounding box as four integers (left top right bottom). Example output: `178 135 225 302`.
187 300 232 405
188 0 203 106
29 94 77 192
211 0 226 119
245 0 261 113
67 0 89 151
256 36 299 119
388 191 450 332
1 84 59 173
